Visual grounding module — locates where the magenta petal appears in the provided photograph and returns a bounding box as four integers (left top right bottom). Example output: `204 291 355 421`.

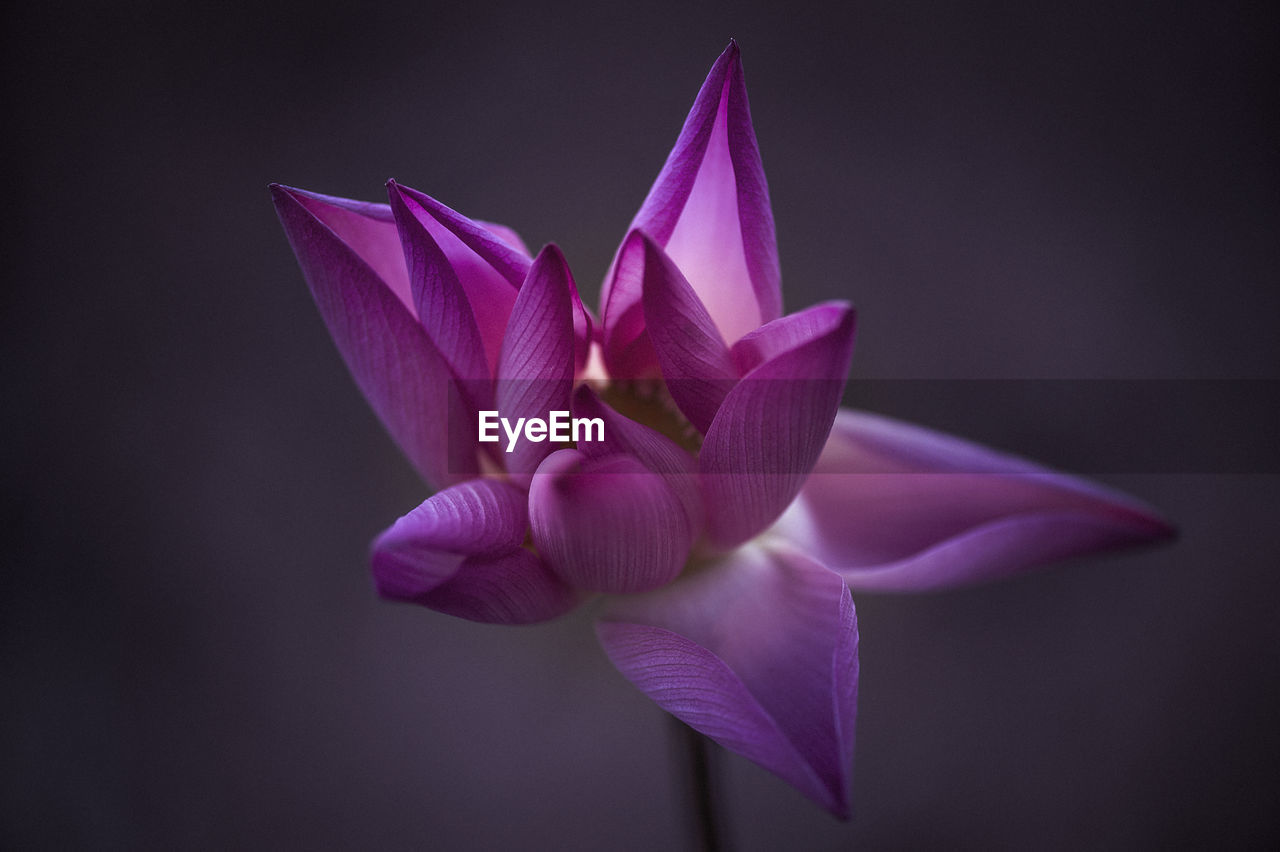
528 450 691 594
495 245 577 479
277 186 415 316
635 232 736 433
371 479 577 624
388 181 493 405
731 301 855 376
610 40 781 345
272 184 476 488
572 385 703 537
601 229 662 379
700 304 857 548
475 215 590 374
387 181 528 372
774 409 1177 592
476 220 531 256
570 291 596 377
597 544 857 818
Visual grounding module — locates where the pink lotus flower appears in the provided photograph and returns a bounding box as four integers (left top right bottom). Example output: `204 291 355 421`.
271 42 1173 819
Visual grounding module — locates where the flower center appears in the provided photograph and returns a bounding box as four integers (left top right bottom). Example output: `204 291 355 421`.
591 378 703 457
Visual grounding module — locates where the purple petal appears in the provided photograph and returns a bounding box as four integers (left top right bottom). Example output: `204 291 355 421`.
700 304 857 548
731 301 854 376
470 215 592 375
773 409 1177 592
476 220 531 256
271 184 476 488
606 40 780 346
528 450 691 594
387 181 530 372
597 544 857 818
636 232 736 433
371 478 577 624
276 186 415 316
495 245 577 479
388 181 492 402
572 385 703 537
601 229 662 379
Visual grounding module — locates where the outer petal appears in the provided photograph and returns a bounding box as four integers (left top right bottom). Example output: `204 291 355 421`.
386 181 528 372
272 184 476 488
604 41 780 346
773 409 1177 592
528 450 691 594
700 304 857 548
597 544 857 819
371 479 577 624
274 186 415 315
636 232 736 433
495 245 577 479
388 184 594 376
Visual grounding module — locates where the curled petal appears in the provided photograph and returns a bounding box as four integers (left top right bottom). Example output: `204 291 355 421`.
700 304 857 548
572 385 703 538
371 479 577 624
607 41 780 345
386 181 528 373
496 245 578 479
597 544 857 819
529 450 691 594
773 409 1177 592
271 184 476 488
636 232 736 433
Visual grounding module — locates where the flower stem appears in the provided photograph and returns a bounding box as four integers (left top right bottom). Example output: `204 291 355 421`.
672 716 724 852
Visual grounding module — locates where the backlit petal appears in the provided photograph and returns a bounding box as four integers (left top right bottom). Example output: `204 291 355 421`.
597 544 857 818
700 304 856 548
636 232 736 433
607 41 781 345
773 409 1177 591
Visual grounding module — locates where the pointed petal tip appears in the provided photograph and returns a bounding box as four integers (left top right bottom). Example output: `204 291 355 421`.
623 227 651 254
781 409 1180 592
532 241 568 266
269 182 299 207
596 546 857 818
384 179 412 210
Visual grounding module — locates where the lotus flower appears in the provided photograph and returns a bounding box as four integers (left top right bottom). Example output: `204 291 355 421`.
270 42 1173 819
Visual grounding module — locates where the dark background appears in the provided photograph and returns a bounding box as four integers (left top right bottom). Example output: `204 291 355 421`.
4 1 1278 848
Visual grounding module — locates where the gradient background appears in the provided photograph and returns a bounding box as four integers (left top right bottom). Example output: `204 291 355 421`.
4 1 1278 848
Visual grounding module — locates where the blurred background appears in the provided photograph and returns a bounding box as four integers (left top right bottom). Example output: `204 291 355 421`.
4 0 1277 848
